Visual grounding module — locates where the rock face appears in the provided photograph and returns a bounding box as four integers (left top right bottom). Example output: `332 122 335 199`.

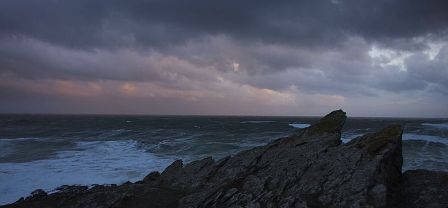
1 110 445 208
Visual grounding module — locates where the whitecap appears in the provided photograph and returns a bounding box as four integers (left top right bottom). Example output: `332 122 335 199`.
422 122 448 130
341 133 363 143
288 123 311 128
403 133 448 145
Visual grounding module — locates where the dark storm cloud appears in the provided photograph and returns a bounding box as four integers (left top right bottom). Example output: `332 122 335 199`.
1 0 448 50
0 0 448 116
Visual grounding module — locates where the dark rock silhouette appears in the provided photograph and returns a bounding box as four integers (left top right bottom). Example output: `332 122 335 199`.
2 110 447 208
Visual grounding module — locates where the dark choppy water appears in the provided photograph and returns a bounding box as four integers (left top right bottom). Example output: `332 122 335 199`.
0 115 447 204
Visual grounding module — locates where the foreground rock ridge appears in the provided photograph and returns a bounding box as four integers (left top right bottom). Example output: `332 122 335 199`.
2 110 447 208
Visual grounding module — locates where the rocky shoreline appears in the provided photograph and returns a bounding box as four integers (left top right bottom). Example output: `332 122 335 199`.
2 110 447 208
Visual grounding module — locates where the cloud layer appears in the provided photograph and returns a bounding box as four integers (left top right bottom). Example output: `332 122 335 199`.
1 0 447 116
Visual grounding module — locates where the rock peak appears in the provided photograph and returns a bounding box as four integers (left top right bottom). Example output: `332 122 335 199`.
307 109 346 134
351 124 403 156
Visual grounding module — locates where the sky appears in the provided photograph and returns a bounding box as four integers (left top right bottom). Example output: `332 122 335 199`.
0 0 447 117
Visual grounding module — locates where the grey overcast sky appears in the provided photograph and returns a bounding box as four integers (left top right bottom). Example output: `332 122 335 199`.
0 0 447 117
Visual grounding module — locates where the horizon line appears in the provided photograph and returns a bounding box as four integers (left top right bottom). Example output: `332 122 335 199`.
0 112 446 119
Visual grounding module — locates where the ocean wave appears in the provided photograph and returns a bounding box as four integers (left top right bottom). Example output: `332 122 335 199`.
403 140 448 171
0 140 175 205
403 133 448 145
422 122 448 130
341 133 363 143
288 123 311 129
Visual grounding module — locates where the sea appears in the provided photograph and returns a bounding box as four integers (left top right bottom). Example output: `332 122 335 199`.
0 115 447 205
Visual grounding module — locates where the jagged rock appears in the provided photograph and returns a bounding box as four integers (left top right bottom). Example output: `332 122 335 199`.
403 170 448 208
175 110 404 208
1 110 446 208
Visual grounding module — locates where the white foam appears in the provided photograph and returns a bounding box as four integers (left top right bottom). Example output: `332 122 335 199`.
403 133 448 145
288 123 311 129
341 133 363 143
422 122 448 130
0 140 174 205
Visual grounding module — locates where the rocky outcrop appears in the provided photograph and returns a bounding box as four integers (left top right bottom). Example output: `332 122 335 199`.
164 110 403 208
2 110 446 208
